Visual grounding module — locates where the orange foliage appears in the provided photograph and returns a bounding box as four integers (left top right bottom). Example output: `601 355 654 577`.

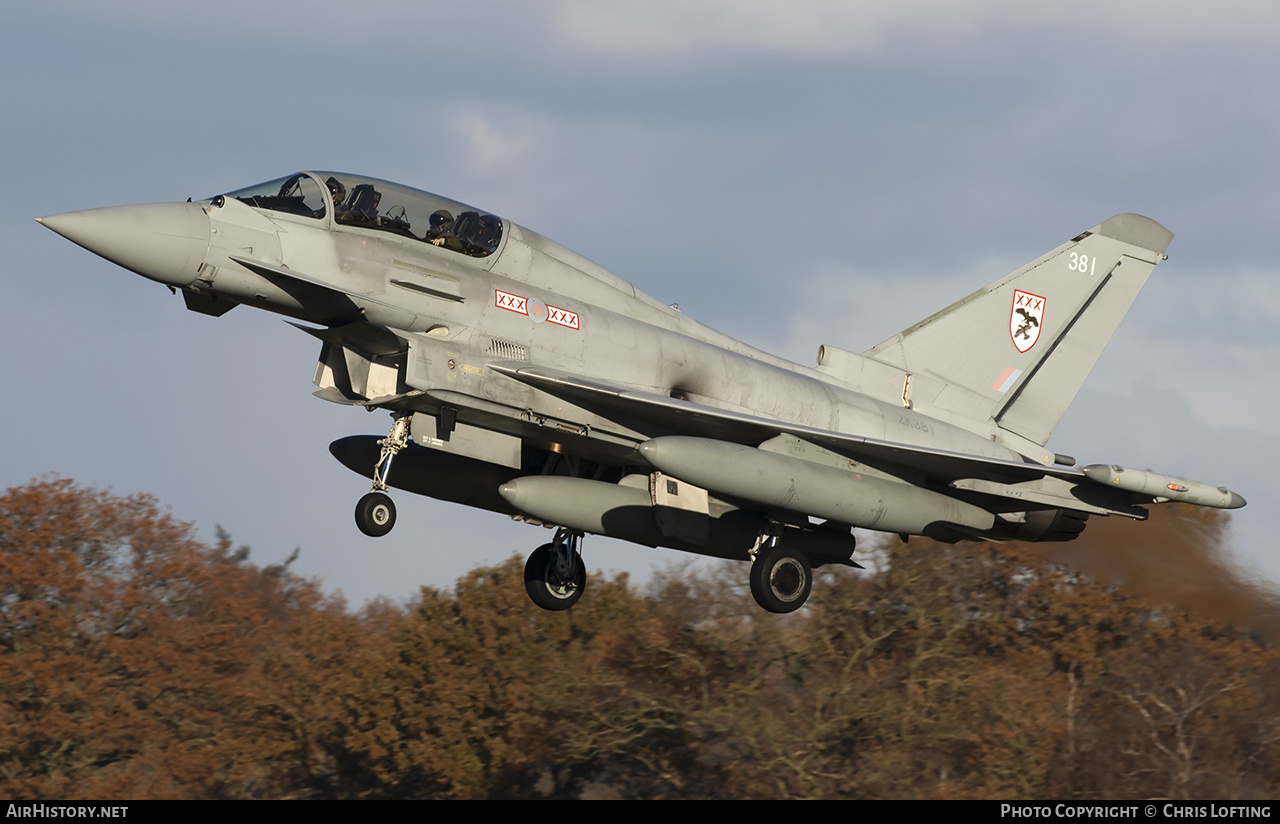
2 480 1277 799
0 479 358 798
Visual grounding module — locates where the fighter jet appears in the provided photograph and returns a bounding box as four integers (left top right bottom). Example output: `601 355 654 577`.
38 172 1245 613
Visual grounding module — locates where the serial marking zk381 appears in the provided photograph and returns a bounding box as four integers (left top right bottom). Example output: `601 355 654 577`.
39 171 1245 613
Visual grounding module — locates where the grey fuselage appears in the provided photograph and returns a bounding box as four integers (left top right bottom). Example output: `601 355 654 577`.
58 172 1244 563
169 176 1025 476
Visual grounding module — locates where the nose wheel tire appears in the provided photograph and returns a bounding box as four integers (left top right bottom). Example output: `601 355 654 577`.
356 491 396 537
749 544 812 613
524 542 586 611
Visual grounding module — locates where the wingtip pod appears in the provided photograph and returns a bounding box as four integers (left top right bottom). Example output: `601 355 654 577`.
1082 464 1245 509
1096 213 1174 257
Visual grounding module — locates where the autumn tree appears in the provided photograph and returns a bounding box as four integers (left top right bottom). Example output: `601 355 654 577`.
3 480 1276 799
0 479 361 799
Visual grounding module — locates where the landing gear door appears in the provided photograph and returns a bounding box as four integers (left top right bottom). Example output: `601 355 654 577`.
410 411 522 469
405 335 451 391
651 472 711 545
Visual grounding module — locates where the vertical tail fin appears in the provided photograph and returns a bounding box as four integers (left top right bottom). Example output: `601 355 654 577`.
861 214 1173 446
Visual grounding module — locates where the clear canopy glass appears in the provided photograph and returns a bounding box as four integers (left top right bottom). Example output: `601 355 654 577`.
223 173 328 219
221 172 505 258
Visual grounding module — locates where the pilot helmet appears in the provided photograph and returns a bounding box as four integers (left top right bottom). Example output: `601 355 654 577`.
325 176 347 205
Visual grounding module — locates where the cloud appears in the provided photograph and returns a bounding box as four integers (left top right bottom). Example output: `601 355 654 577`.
555 1 910 58
552 0 1280 61
1093 338 1280 436
1082 267 1280 436
19 2 1280 72
449 107 552 176
771 255 1022 362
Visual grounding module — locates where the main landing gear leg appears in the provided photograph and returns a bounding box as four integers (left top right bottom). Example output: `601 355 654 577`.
524 527 586 611
748 522 812 614
355 414 411 537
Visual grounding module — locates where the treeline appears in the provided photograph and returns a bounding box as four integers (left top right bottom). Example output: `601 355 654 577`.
1 479 1277 799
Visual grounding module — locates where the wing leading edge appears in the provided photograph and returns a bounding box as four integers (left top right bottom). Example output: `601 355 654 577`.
489 363 1080 484
489 363 1243 519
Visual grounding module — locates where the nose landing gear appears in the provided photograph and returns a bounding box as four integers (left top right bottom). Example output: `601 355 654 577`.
354 414 411 537
355 491 396 537
524 528 586 611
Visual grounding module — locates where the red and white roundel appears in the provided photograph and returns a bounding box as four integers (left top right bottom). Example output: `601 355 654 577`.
495 288 580 331
526 297 547 323
1009 289 1045 353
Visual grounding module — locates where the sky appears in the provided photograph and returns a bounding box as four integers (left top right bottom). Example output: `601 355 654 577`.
3 1 1279 608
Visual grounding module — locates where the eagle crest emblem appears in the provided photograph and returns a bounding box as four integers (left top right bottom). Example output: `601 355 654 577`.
1009 290 1045 353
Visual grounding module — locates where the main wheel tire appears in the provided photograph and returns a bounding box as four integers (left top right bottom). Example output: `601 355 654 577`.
749 545 812 613
355 492 396 537
524 543 586 611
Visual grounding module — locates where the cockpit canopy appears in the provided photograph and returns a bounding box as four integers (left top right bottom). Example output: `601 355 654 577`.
220 172 505 258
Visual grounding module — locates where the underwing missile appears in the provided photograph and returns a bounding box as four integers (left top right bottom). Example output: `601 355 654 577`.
1081 464 1246 509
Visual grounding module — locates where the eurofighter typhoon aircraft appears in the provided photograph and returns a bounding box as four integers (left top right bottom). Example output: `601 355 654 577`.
38 172 1245 613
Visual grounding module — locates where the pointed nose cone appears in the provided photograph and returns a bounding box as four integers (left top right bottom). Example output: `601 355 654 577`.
38 202 211 287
